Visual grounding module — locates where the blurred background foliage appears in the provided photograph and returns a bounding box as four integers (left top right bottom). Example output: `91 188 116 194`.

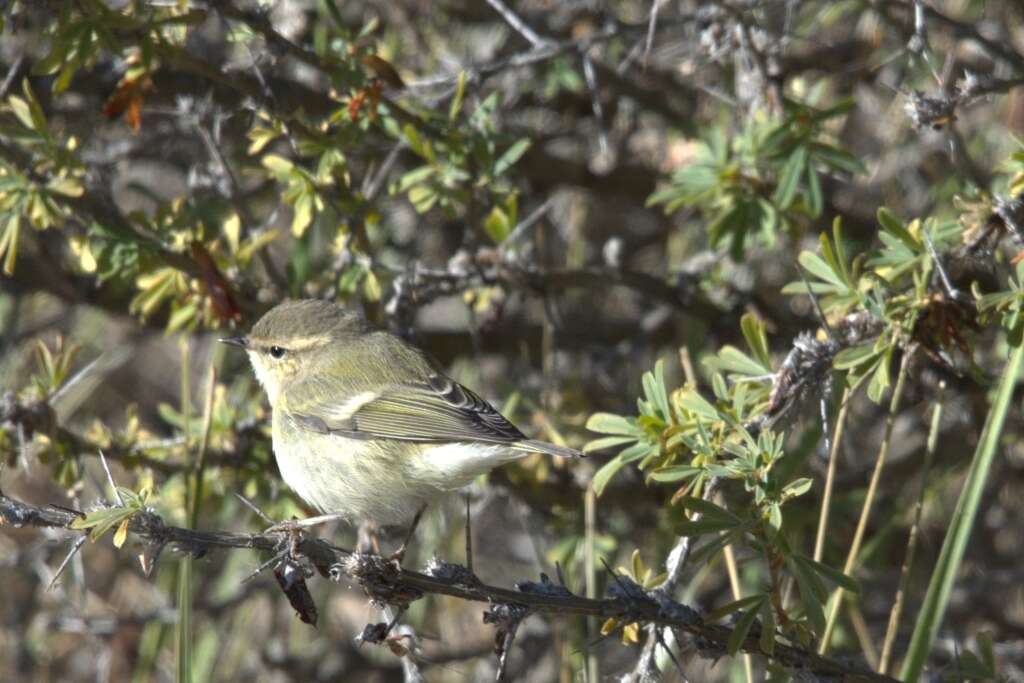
2 0 1024 681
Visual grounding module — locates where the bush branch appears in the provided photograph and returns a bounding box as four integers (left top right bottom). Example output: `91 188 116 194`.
0 491 896 682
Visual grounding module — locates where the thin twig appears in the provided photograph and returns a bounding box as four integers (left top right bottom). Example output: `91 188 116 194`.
630 479 719 680
820 348 916 652
482 0 552 48
98 450 125 507
234 493 275 526
580 54 609 157
878 381 945 674
849 600 880 670
46 535 88 591
724 539 755 683
643 0 667 68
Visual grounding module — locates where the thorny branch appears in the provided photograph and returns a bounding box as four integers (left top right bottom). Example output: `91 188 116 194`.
0 491 897 682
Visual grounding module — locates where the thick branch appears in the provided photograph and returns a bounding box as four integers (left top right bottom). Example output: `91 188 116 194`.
0 492 896 682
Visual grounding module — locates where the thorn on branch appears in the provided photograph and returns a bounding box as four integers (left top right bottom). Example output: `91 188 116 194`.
515 572 574 599
337 552 424 610
652 589 702 626
423 556 481 587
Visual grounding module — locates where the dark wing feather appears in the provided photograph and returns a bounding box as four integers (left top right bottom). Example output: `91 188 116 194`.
293 374 527 446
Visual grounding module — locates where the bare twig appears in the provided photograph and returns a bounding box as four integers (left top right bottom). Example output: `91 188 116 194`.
820 348 916 653
482 0 552 48
631 479 719 681
878 381 945 674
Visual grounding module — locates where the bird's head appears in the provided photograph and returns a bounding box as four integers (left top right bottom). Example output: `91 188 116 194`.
220 299 366 403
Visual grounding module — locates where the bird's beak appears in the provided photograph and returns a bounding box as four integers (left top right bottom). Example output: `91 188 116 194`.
218 336 249 349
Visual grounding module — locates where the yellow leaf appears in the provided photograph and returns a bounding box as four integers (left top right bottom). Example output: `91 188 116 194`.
262 154 294 175
363 269 382 302
600 618 619 636
247 127 279 155
0 213 19 275
292 193 313 237
623 622 640 644
113 518 129 548
48 177 83 198
69 236 97 273
8 96 33 130
223 212 241 253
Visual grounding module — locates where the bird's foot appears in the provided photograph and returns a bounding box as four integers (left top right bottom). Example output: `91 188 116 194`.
387 504 428 567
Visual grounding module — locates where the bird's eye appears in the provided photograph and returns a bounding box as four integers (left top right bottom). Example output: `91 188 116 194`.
269 346 286 359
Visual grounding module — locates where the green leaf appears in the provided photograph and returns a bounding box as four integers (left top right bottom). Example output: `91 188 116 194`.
21 80 48 136
706 594 765 622
803 555 861 595
787 554 826 633
773 146 807 208
483 205 511 244
866 347 891 403
494 138 531 176
619 441 656 463
408 185 438 213
901 342 1024 682
449 70 468 121
643 360 672 421
833 344 878 370
740 313 772 370
727 597 766 655
586 412 640 436
877 207 919 252
798 251 846 290
592 454 626 496
649 465 701 483
395 165 435 192
403 123 425 158
715 346 771 377
759 597 776 655
582 435 637 453
782 477 813 499
809 142 866 175
677 389 719 421
70 506 134 542
806 160 823 216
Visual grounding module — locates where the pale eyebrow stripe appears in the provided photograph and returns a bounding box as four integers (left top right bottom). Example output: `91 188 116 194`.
261 334 331 352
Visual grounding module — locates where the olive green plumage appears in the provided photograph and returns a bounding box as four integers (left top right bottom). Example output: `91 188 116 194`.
223 299 580 525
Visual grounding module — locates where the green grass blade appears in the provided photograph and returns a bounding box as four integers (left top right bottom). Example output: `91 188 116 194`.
900 342 1024 681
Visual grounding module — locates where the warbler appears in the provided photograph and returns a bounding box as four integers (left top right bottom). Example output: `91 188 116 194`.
220 299 581 530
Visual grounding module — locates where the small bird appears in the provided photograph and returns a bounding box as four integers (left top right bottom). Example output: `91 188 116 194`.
220 299 581 537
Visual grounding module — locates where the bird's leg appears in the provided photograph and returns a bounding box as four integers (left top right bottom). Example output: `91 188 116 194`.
389 504 428 565
464 493 474 575
357 520 381 555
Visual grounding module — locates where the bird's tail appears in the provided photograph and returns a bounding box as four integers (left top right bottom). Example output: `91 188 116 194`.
513 439 584 459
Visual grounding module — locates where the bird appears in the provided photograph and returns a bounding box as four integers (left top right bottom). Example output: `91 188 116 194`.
220 299 581 550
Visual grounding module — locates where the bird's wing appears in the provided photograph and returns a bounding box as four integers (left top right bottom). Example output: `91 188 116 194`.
289 373 528 446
